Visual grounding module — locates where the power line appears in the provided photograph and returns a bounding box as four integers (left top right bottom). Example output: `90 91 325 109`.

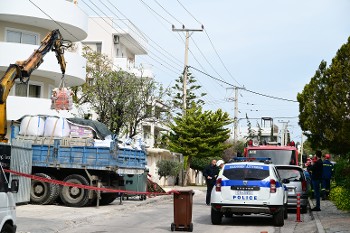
153 0 183 26
174 0 241 86
176 0 202 25
29 0 80 41
189 65 298 103
81 0 182 75
204 30 242 87
104 0 184 66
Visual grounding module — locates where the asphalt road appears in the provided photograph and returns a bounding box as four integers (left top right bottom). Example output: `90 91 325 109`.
16 189 317 233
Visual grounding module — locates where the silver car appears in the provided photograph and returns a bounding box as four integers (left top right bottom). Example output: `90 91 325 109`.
276 165 309 213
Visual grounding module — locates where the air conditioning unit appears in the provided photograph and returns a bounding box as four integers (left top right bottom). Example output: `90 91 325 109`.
113 35 119 44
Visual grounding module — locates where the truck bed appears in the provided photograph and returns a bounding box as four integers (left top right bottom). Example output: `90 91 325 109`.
31 139 146 171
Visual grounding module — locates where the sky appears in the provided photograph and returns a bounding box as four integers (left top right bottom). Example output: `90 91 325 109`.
78 0 350 143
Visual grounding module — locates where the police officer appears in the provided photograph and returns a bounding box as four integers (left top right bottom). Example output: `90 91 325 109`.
322 154 334 200
310 150 323 211
203 159 219 205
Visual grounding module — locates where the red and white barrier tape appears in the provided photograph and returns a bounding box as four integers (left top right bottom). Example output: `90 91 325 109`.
4 169 179 195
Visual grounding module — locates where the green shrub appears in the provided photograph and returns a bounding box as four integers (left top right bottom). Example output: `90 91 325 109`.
329 186 350 211
333 156 350 188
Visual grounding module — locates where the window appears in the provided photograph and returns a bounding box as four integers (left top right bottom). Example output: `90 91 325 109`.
83 42 102 54
14 82 42 98
223 166 269 180
6 29 38 45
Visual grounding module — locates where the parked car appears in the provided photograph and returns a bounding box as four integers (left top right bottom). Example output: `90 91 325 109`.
210 159 288 227
275 165 309 213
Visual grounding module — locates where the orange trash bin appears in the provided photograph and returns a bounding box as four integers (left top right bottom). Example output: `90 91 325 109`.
171 190 194 232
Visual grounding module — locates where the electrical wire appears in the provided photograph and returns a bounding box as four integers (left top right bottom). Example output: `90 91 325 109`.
29 0 80 41
176 0 202 25
82 0 182 75
174 0 241 86
153 0 183 26
104 0 184 66
189 65 298 103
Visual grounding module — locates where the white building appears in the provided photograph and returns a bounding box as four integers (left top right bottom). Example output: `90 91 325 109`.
0 0 88 139
83 17 178 186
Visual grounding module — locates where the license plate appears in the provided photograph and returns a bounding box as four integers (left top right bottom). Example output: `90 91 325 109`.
235 191 253 195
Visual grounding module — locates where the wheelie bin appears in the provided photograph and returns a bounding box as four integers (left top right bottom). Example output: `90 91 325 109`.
171 190 194 232
123 171 148 200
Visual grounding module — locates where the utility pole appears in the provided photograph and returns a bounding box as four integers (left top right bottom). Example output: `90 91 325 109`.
227 86 243 142
172 25 203 114
234 87 239 142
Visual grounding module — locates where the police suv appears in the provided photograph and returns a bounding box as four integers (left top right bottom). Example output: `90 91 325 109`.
210 158 288 226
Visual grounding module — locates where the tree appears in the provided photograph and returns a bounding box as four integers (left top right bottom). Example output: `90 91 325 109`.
166 104 232 185
168 67 207 116
156 160 182 186
297 37 350 154
245 114 255 140
72 47 163 137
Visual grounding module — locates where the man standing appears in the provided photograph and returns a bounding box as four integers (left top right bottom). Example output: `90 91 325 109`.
203 159 219 205
310 150 323 211
322 154 334 200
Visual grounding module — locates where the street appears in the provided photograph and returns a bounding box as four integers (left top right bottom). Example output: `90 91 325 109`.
16 188 317 233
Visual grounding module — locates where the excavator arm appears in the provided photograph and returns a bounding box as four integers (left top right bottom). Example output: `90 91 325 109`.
0 29 70 142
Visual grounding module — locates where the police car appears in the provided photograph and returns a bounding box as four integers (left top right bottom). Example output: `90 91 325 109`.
210 158 288 226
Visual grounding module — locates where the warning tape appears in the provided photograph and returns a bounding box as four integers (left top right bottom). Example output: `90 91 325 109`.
4 169 179 196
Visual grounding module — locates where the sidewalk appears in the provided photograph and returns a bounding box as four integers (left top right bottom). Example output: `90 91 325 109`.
309 198 350 233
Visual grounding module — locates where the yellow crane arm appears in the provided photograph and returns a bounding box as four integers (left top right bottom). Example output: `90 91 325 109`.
0 29 69 142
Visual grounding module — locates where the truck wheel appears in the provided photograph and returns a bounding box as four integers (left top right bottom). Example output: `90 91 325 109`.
211 208 222 225
273 208 285 227
99 193 119 205
1 223 15 233
30 173 59 205
60 174 90 207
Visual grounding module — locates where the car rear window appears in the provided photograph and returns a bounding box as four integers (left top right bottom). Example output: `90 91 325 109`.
223 164 270 180
276 167 303 181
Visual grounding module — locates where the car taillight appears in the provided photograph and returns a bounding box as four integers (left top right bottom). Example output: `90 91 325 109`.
302 180 307 192
270 179 276 193
215 178 222 192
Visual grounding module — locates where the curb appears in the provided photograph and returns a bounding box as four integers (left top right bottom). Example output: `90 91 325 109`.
308 198 325 233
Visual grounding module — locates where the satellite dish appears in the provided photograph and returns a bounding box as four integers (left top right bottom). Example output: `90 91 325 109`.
252 139 259 146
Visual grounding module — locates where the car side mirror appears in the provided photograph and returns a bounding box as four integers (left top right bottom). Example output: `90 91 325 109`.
10 179 19 193
282 179 290 184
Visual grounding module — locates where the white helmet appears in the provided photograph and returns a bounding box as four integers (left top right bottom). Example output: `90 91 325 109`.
216 160 224 167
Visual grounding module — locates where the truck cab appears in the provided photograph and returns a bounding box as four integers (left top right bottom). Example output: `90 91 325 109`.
0 164 18 233
244 141 299 166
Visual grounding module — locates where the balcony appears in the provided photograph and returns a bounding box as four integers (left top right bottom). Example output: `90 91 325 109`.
7 96 74 121
113 58 153 78
0 42 86 86
112 19 147 55
0 0 88 42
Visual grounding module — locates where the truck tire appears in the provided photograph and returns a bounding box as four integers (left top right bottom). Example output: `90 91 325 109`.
99 193 119 205
1 223 15 233
60 174 90 207
30 173 59 205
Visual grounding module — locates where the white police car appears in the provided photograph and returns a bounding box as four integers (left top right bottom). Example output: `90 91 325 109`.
210 158 288 226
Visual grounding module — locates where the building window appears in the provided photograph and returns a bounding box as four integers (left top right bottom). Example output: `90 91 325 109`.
14 82 42 98
6 29 38 45
83 42 102 54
